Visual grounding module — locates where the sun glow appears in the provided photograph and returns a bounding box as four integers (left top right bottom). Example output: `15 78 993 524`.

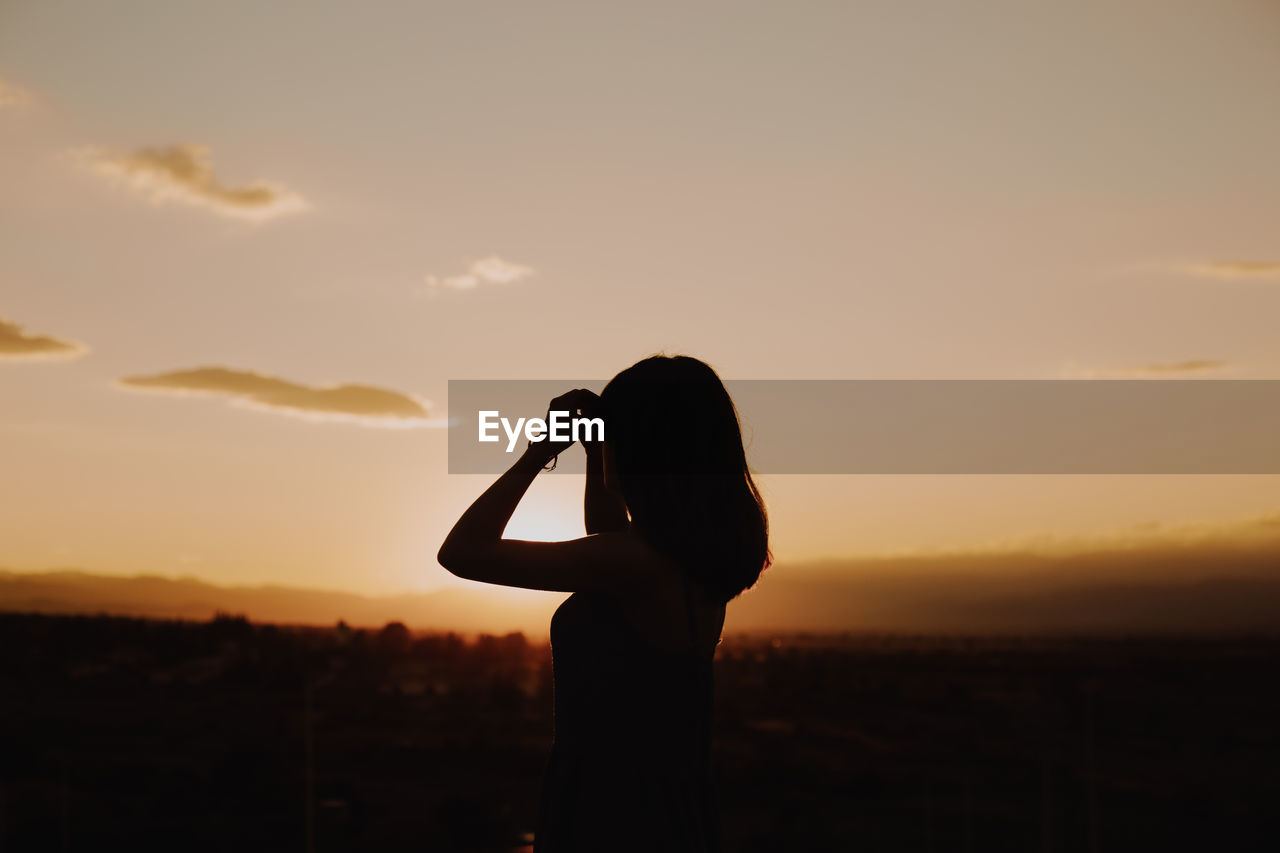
503 501 586 543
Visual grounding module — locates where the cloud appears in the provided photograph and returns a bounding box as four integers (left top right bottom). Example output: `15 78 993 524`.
1179 261 1280 281
0 77 32 109
0 317 87 361
116 366 436 428
426 256 535 290
1062 359 1228 379
69 144 307 222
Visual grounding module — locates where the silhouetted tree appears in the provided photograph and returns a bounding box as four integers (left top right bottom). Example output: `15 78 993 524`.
376 621 412 656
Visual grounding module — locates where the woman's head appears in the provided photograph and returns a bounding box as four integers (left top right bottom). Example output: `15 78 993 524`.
600 355 770 603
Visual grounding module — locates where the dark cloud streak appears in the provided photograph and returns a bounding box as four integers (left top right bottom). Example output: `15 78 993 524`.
0 317 87 360
116 366 431 427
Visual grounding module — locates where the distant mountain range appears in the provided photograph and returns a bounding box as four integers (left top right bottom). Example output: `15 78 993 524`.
0 568 560 633
5 528 1280 634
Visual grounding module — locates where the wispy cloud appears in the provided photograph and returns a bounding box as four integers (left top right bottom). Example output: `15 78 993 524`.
0 317 87 361
0 77 32 109
425 256 535 290
1179 261 1280 281
116 366 436 428
69 144 307 222
1062 359 1229 379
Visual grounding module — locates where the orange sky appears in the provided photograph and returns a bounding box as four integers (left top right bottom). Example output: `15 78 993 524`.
3 0 1280 612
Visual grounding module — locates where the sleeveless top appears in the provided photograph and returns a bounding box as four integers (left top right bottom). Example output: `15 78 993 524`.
533 587 721 852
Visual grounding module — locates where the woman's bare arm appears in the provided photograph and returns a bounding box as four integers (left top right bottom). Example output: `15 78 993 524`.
437 391 647 593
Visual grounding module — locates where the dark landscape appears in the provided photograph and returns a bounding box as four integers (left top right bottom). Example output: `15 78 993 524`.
2 612 1278 851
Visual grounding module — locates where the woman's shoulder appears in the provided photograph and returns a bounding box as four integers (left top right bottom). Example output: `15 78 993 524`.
589 533 724 653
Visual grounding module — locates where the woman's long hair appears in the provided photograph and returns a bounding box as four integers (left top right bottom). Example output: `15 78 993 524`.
600 355 770 604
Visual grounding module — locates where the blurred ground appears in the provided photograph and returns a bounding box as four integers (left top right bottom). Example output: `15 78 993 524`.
1 613 1277 851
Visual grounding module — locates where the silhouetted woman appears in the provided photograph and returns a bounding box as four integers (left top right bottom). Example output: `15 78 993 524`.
438 355 770 852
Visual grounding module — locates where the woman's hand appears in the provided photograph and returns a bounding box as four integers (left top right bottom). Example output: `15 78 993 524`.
525 388 602 467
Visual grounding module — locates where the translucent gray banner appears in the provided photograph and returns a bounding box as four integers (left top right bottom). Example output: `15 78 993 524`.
447 380 1280 474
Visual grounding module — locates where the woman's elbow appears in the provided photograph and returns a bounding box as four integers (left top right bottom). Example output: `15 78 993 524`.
436 541 466 577
438 540 487 581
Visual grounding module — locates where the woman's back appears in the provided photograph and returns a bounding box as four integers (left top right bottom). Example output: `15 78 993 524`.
535 577 724 853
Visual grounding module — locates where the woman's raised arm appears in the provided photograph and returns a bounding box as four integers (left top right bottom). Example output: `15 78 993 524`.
437 390 647 594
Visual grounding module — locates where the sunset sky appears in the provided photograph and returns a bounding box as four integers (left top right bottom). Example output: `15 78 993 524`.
4 0 1280 614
